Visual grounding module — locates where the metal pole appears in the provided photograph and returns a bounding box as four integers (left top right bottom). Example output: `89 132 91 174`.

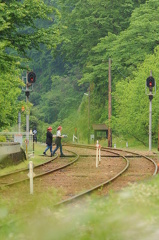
26 114 29 141
88 86 90 144
149 70 152 151
26 72 29 150
33 133 34 156
158 117 159 151
18 112 21 133
108 58 112 147
149 98 152 151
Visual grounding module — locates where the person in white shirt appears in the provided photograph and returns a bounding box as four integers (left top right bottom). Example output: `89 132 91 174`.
52 126 65 157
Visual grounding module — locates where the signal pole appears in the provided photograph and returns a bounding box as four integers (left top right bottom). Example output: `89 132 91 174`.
146 71 155 151
149 90 152 151
26 72 30 145
108 58 112 147
22 71 36 154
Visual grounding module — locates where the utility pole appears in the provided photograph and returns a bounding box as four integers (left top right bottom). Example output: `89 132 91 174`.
84 86 91 144
158 117 159 151
88 86 90 144
108 58 112 147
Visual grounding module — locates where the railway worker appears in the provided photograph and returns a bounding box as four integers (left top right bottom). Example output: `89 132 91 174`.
52 126 65 157
43 126 53 157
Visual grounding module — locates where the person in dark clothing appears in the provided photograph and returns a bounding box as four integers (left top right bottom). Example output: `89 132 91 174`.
52 126 65 157
43 126 53 156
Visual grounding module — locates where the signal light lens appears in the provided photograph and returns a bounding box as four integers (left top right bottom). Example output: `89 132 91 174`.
146 76 155 89
28 71 36 83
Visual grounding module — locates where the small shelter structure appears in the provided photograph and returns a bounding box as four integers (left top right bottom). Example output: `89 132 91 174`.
92 124 108 143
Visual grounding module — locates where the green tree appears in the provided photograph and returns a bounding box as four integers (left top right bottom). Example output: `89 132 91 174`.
58 0 140 66
113 46 159 144
35 72 84 123
78 0 159 137
0 67 24 129
84 0 159 86
0 0 61 129
0 0 60 72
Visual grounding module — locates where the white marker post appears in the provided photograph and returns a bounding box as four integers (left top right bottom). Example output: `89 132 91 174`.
96 140 99 167
73 134 78 142
27 161 35 194
99 144 101 162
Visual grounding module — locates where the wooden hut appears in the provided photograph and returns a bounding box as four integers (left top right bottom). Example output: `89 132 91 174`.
92 124 108 143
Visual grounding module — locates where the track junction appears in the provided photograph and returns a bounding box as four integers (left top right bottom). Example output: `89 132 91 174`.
0 143 158 207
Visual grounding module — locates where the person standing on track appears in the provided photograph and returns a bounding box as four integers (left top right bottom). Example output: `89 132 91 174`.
43 126 53 156
52 126 65 157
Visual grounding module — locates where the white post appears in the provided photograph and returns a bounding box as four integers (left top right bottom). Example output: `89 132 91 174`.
99 144 101 162
96 140 99 167
27 161 35 194
73 134 78 142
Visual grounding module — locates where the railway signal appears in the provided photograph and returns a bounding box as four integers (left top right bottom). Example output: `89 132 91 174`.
28 71 36 84
145 71 156 151
146 76 155 92
22 71 36 157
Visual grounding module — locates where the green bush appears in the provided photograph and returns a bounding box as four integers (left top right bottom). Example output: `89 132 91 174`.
0 136 6 142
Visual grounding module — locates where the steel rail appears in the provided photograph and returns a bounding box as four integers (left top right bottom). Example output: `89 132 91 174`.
0 155 58 178
101 146 158 176
65 143 158 175
56 149 129 206
55 144 158 206
0 149 79 188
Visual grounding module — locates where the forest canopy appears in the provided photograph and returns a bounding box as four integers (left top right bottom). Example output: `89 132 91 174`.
1 0 159 146
0 0 60 128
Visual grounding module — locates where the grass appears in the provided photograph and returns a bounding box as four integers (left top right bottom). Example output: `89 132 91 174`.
100 135 159 153
1 176 159 239
1 141 159 239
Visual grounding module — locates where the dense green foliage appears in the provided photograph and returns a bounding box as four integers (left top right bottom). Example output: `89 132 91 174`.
1 0 159 146
29 0 147 142
0 0 60 130
113 46 159 145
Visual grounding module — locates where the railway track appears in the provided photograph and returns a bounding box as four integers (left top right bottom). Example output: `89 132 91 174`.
0 143 157 207
0 149 79 188
55 144 157 205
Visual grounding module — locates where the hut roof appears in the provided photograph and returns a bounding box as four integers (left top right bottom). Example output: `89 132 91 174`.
92 124 108 131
